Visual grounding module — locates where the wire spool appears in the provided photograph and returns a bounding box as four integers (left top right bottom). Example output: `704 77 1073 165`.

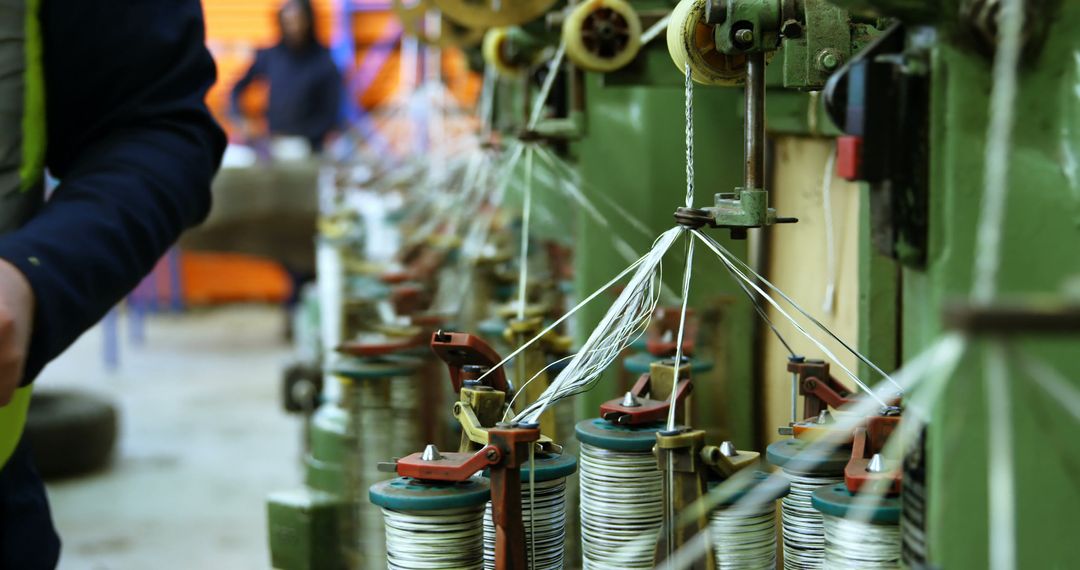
709 472 789 569
766 437 850 569
666 0 749 85
575 418 665 569
811 483 902 569
482 451 577 570
562 0 642 73
334 356 424 568
370 476 492 569
430 0 557 29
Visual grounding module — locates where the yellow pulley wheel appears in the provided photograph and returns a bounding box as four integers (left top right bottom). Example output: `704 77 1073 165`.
562 0 642 73
482 27 532 77
430 0 557 29
666 0 748 86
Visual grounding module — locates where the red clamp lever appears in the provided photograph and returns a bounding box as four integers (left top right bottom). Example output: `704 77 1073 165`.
430 331 509 393
645 306 698 358
844 415 901 495
395 445 501 482
790 359 857 420
599 372 693 426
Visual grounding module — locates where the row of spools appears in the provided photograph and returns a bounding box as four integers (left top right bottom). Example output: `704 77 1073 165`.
368 402 903 569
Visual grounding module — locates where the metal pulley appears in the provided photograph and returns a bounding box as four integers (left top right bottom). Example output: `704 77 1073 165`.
666 0 751 86
482 26 546 77
430 0 558 29
562 0 643 73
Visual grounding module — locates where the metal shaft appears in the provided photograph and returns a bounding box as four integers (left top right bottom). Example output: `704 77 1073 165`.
744 52 766 190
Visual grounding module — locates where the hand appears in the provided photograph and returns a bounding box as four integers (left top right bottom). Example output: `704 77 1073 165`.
0 259 33 407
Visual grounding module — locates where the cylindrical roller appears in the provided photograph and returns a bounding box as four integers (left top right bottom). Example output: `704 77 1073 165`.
575 418 665 569
370 476 492 569
666 0 749 86
563 0 642 73
812 483 902 569
709 472 790 569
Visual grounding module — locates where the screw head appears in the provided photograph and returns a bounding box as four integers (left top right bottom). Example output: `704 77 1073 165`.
734 28 755 46
818 50 841 71
485 449 499 461
719 441 738 457
421 444 443 462
621 391 642 408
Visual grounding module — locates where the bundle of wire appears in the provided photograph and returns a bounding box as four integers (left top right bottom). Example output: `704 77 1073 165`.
579 443 664 568
710 501 778 569
482 478 567 570
512 227 681 424
382 505 486 569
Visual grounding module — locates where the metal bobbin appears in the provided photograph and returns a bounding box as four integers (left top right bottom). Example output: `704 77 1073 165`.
575 418 665 568
332 356 425 565
766 437 851 569
812 483 902 569
709 471 790 569
481 451 577 570
369 476 492 569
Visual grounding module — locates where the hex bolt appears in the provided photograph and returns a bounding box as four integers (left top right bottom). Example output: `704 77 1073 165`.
818 49 841 71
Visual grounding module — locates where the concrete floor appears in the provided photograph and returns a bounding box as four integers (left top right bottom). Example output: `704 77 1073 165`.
40 305 301 569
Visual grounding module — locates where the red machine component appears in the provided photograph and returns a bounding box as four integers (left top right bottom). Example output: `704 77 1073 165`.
395 445 501 481
844 415 902 494
599 369 693 426
789 359 857 420
392 423 540 570
430 331 509 393
336 332 424 357
645 306 698 357
836 135 864 181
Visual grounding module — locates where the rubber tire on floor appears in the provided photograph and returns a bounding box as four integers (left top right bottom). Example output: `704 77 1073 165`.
25 390 118 480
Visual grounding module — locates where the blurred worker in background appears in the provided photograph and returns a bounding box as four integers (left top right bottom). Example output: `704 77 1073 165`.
230 0 344 153
0 1 225 567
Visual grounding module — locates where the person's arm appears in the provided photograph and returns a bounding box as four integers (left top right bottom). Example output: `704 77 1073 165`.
0 0 225 403
229 49 268 121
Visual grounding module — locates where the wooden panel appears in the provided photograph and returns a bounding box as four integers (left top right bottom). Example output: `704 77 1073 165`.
761 136 862 444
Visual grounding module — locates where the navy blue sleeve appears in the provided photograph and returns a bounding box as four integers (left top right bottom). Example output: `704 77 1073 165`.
229 48 269 120
0 0 226 384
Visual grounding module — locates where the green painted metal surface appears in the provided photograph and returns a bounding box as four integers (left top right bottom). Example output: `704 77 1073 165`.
900 6 1080 567
267 488 349 570
571 41 755 446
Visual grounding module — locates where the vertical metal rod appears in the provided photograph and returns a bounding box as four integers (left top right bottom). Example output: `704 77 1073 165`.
744 52 766 190
791 371 799 424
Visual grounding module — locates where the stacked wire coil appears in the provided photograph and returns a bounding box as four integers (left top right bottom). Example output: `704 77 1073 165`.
709 473 788 570
576 418 665 569
811 482 903 570
369 476 491 570
780 473 843 568
766 437 850 570
710 503 778 569
481 450 577 569
383 506 486 569
335 357 423 567
821 515 901 569
483 478 567 570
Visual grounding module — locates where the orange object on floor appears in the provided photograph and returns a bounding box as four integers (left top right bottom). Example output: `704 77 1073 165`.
181 251 293 305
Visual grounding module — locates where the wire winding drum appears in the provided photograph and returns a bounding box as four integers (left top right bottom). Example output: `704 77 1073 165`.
709 471 790 569
369 476 491 569
811 483 902 569
575 418 665 569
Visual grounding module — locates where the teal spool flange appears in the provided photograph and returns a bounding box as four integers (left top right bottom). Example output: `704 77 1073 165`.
623 353 714 375
346 276 390 301
766 437 851 476
478 317 507 339
331 355 422 380
708 470 791 507
574 418 665 452
369 476 491 511
482 451 578 482
811 483 901 524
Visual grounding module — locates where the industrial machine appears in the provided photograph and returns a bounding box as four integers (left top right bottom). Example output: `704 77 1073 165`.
269 0 1080 567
